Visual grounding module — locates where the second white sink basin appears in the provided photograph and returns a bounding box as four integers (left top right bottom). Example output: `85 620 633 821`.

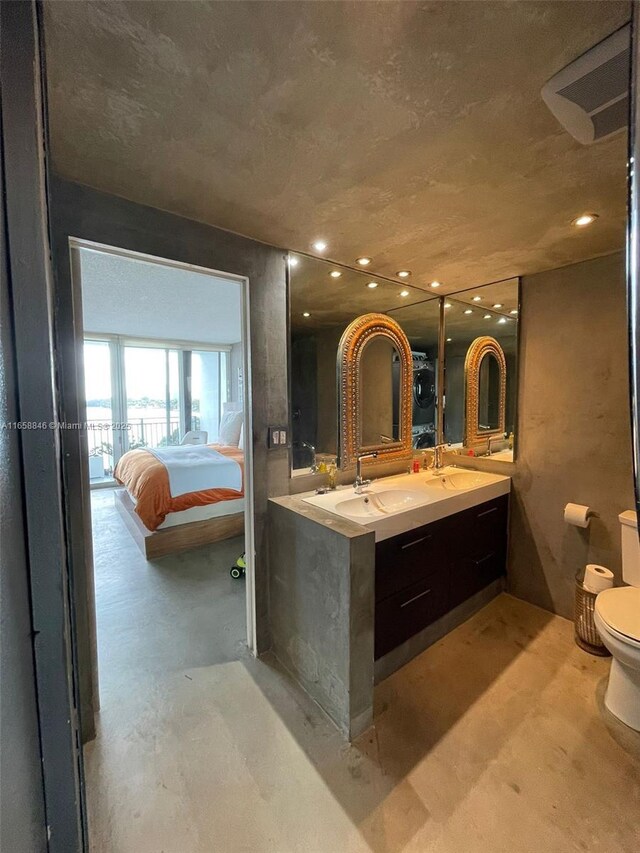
424 470 497 491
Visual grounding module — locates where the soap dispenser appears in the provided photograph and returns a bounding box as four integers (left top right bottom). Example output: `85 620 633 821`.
328 460 337 490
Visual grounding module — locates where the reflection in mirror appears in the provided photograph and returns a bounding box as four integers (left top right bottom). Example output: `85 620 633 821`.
289 252 437 474
443 277 518 460
360 338 400 446
386 297 440 451
478 353 501 431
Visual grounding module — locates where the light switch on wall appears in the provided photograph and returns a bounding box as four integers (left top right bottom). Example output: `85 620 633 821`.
268 426 288 448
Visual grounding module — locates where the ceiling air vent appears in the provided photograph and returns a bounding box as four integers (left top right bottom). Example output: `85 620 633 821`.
541 23 630 145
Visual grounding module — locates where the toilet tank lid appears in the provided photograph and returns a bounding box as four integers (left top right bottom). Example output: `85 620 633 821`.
619 510 638 528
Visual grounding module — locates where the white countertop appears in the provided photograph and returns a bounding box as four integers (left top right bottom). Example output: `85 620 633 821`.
301 467 511 541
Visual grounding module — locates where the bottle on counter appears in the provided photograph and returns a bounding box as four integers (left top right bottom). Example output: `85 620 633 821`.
328 461 337 490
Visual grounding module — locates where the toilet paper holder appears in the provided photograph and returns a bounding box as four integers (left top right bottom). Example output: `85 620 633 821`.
564 503 600 528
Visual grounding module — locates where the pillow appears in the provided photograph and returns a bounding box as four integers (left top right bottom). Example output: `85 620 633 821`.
238 422 245 450
218 410 243 446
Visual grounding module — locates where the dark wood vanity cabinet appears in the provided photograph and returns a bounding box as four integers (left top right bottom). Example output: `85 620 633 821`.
374 495 509 659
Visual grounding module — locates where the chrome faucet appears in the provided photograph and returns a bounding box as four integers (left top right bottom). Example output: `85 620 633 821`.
300 441 317 473
431 443 447 472
354 451 378 493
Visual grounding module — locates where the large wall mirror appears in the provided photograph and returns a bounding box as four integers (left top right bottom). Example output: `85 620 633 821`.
289 253 440 474
443 278 519 461
288 257 519 474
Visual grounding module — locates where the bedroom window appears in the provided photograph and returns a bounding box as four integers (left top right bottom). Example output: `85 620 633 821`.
191 350 229 442
124 345 182 449
84 336 231 485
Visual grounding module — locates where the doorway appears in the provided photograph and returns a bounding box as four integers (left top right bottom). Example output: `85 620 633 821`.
70 238 256 736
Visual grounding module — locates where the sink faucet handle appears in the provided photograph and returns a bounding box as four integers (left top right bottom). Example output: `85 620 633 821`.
354 450 378 490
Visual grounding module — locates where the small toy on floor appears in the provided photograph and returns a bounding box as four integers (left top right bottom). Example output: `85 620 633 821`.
230 553 246 579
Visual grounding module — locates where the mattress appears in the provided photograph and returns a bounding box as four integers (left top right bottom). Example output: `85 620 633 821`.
114 443 244 531
156 497 245 529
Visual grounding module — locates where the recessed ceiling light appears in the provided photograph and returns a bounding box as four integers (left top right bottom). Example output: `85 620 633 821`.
356 257 371 266
288 256 299 268
484 314 491 319
446 338 452 343
329 270 341 278
498 318 507 324
492 303 503 309
312 240 327 252
444 302 452 309
400 290 410 297
303 312 310 317
472 296 482 302
464 309 473 315
397 270 411 278
510 309 518 315
430 281 441 288
573 213 598 227
367 281 378 289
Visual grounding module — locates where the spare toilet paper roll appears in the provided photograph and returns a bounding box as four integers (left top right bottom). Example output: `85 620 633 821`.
564 503 591 528
583 564 614 594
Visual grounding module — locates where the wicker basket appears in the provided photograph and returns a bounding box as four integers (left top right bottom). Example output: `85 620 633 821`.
574 574 610 656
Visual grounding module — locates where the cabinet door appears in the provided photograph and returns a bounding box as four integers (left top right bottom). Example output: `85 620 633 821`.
375 515 451 602
449 496 508 608
375 570 449 659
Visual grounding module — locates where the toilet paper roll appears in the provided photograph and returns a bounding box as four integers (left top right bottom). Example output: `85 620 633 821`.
583 564 614 594
564 503 591 528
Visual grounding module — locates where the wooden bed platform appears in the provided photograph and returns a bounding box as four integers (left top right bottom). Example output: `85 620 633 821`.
114 488 244 559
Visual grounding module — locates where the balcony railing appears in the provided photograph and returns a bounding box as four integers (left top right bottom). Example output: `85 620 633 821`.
87 416 200 481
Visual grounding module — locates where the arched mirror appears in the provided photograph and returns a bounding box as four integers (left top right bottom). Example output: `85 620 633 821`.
338 313 413 469
464 336 507 449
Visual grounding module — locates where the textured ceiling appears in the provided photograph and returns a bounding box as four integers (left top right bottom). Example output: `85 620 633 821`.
80 248 242 343
43 0 630 293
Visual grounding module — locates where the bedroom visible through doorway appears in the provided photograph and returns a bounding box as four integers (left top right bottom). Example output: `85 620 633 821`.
70 241 255 816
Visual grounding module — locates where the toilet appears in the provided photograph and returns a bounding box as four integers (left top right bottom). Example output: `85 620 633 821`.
593 511 640 730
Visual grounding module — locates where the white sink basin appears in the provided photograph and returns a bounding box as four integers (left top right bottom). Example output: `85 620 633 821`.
335 489 424 518
424 470 497 491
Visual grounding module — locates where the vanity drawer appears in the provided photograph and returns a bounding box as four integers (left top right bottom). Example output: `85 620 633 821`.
464 496 509 558
450 548 506 608
375 517 451 602
375 571 449 659
449 496 508 607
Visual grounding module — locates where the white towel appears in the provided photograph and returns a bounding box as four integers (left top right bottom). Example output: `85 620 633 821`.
146 445 242 498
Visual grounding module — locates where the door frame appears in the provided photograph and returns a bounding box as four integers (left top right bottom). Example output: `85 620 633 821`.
69 237 258 655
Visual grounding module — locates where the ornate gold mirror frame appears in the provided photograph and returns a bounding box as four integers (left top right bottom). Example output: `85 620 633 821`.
338 313 413 470
464 336 507 449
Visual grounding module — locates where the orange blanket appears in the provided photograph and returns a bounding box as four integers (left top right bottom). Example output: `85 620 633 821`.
114 444 244 531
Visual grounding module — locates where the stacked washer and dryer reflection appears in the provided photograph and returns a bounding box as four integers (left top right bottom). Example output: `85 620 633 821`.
402 352 437 449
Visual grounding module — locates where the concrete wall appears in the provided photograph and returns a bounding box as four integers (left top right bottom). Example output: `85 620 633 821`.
508 252 635 617
268 497 375 739
48 179 290 741
0 113 47 853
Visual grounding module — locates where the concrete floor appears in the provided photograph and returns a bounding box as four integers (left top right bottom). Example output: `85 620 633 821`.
86 490 640 853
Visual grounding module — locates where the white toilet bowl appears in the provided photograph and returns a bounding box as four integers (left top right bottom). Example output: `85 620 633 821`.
594 586 640 731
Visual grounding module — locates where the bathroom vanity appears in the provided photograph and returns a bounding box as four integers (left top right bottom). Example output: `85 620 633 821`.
373 492 508 659
269 466 510 740
271 309 513 739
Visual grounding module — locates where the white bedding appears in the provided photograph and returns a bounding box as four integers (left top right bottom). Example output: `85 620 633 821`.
146 444 242 497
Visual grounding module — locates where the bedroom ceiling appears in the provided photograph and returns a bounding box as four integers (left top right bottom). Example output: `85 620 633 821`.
43 0 630 293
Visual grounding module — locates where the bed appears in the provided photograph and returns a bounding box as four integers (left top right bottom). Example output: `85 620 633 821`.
113 443 245 558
